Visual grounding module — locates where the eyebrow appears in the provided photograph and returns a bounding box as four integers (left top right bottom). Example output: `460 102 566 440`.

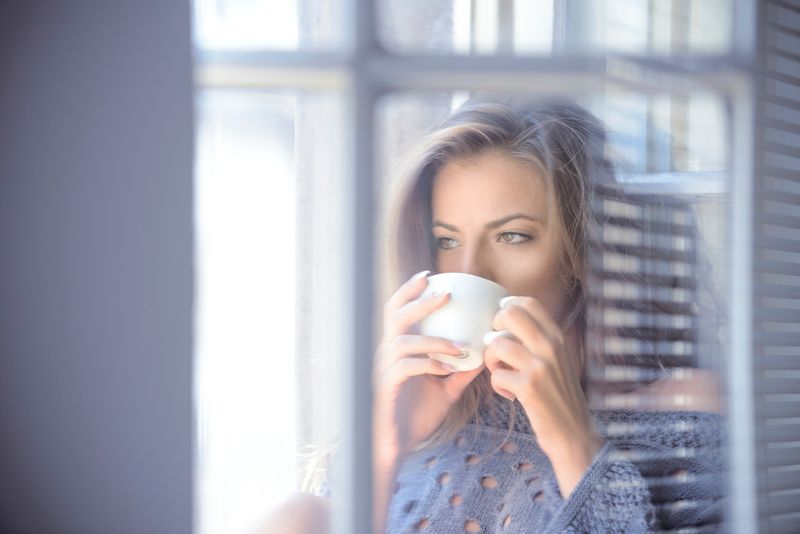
432 213 543 232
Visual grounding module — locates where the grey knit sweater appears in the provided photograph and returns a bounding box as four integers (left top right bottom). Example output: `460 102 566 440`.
386 398 725 533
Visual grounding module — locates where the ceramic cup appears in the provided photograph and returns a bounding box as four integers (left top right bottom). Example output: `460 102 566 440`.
418 272 512 371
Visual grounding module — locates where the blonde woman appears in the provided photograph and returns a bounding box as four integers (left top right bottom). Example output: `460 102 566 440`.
265 98 724 533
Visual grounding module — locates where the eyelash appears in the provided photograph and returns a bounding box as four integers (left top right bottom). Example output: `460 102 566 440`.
435 232 533 249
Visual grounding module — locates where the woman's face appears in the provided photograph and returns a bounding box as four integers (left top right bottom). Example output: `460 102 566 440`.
431 151 572 326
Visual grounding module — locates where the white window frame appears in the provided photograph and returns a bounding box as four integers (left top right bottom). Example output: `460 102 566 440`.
195 0 758 531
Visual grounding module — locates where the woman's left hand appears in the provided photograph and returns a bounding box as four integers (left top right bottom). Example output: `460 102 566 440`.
484 296 604 498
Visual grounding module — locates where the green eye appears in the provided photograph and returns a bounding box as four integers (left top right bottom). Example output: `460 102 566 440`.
499 232 532 244
436 237 458 249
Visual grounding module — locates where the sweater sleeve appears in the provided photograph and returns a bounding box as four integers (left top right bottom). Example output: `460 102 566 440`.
543 441 658 533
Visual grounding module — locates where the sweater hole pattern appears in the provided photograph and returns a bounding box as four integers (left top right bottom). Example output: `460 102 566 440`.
414 517 429 531
450 494 462 506
502 514 512 528
466 454 480 465
481 476 498 489
533 490 545 502
501 442 517 453
424 456 438 470
403 501 417 514
464 519 481 532
438 472 451 485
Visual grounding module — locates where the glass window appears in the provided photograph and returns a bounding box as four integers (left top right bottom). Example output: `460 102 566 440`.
377 0 733 56
194 89 345 532
374 88 730 532
192 1 768 533
193 0 342 50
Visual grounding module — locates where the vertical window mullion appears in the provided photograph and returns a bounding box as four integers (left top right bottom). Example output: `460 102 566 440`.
728 82 758 534
336 1 379 533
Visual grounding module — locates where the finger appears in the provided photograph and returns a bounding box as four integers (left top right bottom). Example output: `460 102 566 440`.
489 367 522 402
379 335 464 367
379 357 455 390
387 290 451 338
383 270 430 321
493 304 554 360
441 365 485 401
500 296 563 346
483 335 531 372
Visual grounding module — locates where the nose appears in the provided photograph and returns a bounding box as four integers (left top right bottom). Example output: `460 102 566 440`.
459 244 493 281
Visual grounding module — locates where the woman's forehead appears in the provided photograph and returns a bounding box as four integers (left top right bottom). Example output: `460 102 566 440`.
431 153 549 219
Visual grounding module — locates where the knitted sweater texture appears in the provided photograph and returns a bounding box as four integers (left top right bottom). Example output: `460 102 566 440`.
385 399 725 533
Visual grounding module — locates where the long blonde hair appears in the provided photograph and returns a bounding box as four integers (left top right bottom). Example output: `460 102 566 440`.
381 96 614 449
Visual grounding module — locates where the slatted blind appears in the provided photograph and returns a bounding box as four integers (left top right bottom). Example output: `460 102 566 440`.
588 184 700 384
755 1 800 532
587 181 728 532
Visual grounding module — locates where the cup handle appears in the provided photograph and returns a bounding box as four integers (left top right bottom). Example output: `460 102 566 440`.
482 330 516 346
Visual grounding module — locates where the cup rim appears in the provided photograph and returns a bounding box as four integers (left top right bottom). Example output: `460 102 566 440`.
427 272 509 294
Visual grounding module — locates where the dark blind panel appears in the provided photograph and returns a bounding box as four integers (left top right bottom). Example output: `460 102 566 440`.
755 2 800 532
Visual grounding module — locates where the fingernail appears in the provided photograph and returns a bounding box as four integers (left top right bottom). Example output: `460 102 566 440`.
451 340 467 349
411 270 430 281
483 331 500 345
499 296 518 308
440 362 457 373
433 290 451 298
483 330 514 346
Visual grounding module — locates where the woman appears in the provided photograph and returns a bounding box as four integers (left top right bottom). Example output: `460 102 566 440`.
264 97 724 533
371 97 723 533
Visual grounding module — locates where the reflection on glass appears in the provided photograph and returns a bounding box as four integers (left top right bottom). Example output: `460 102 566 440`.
378 0 732 56
367 92 727 532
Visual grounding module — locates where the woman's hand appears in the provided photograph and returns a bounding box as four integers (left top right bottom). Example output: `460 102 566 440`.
372 270 484 533
372 271 484 466
484 296 604 498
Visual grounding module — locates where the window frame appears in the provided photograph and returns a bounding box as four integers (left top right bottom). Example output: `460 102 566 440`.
194 1 759 531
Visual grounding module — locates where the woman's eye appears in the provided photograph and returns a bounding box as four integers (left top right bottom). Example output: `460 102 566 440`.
436 237 458 249
498 232 532 244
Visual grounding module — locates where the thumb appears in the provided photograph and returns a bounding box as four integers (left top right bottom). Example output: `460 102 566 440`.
442 365 485 402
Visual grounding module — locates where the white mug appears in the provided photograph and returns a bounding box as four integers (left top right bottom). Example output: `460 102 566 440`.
418 272 511 371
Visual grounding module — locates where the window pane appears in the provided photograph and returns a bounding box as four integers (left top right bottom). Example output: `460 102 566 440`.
193 0 342 51
378 0 732 56
373 88 729 532
194 89 345 533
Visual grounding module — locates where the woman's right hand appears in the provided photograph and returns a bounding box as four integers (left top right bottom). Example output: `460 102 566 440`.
372 271 484 467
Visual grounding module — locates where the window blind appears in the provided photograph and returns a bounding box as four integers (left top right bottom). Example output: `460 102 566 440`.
754 1 800 532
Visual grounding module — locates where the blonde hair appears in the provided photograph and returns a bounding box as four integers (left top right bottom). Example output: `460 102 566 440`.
381 96 614 449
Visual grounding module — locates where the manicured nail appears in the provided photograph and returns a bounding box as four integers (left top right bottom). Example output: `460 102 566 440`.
440 362 457 372
433 290 451 298
499 296 518 308
451 340 467 349
411 270 430 281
